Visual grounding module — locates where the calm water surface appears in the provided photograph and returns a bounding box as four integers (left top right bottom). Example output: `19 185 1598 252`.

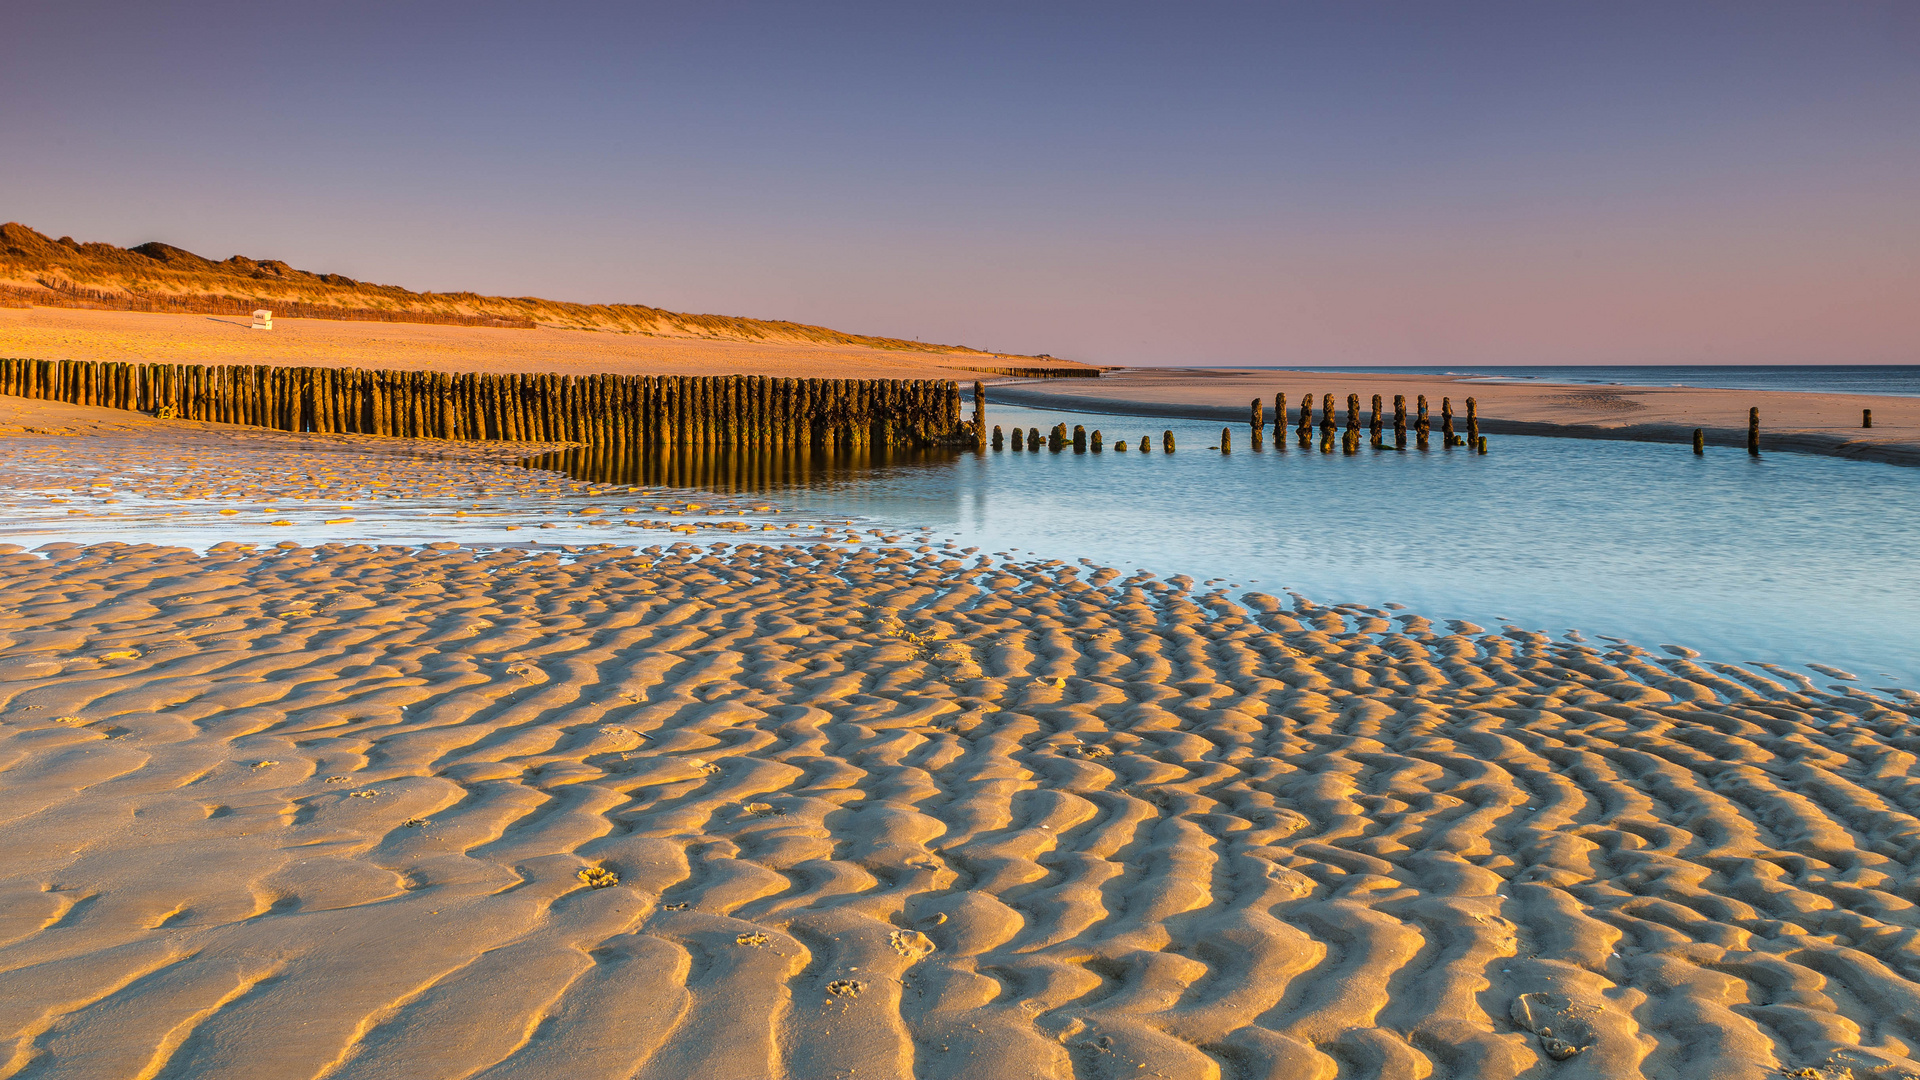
7 401 1915 685
536 403 1920 684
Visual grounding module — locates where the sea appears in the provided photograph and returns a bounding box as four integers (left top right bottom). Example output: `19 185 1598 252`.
1240 364 1920 398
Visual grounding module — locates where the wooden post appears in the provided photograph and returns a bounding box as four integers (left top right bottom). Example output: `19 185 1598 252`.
1321 394 1336 435
1139 433 1150 452
1863 408 1872 429
1748 407 1760 456
1028 426 1041 451
1249 398 1263 450
1346 393 1360 433
1220 426 1231 453
1163 430 1175 452
1091 429 1103 451
1274 393 1286 444
1477 436 1487 454
1416 395 1429 449
1466 397 1479 449
1298 391 1313 436
1442 397 1455 447
993 424 1005 449
1012 426 1024 450
1370 394 1382 437
1693 428 1704 454
973 381 986 450
1073 424 1087 452
1393 395 1406 448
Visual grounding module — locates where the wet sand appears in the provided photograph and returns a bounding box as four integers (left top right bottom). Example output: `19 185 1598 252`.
4 403 1920 1079
992 368 1920 467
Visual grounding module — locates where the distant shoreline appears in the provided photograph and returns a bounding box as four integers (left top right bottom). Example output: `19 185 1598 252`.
987 367 1920 468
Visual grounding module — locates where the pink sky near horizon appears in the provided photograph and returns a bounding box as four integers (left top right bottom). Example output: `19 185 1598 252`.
4 3 1916 366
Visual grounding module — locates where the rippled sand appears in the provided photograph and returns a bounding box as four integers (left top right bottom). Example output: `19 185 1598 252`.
2 532 1918 1080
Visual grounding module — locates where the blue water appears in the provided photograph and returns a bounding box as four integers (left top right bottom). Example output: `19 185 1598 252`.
542 403 1920 685
1235 364 1920 398
9 401 1917 687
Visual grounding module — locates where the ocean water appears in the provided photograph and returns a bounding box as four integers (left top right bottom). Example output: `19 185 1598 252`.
8 401 1917 687
1238 364 1920 398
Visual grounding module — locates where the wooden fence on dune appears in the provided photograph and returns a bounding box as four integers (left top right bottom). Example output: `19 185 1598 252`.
0 357 964 448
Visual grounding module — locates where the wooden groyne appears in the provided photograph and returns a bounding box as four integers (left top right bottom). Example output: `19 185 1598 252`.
0 358 964 448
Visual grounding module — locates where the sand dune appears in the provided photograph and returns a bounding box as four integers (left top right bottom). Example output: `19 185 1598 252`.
2 531 1918 1079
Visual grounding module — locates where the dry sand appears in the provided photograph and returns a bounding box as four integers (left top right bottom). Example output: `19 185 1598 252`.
992 369 1920 467
0 308 1075 382
4 402 1920 1079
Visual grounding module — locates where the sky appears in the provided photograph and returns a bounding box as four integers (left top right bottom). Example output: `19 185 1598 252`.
3 1 1917 366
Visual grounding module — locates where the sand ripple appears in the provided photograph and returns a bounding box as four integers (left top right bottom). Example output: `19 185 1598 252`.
1 541 1917 1078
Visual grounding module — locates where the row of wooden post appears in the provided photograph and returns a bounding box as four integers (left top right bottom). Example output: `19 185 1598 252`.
0 357 964 448
984 393 1492 455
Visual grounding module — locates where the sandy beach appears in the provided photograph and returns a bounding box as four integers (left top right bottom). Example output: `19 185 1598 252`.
0 308 1089 383
990 369 1920 467
1 398 1918 1079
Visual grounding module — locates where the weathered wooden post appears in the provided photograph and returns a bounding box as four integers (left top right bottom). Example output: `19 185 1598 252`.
1693 428 1705 454
1370 394 1382 438
1321 394 1336 437
1249 398 1263 449
1220 426 1231 453
1297 392 1313 437
1011 426 1024 450
1091 429 1103 451
1163 430 1175 452
1073 424 1087 452
1416 395 1429 449
973 381 986 450
1863 408 1872 429
1273 393 1287 446
1466 397 1479 449
1442 397 1455 447
1346 393 1360 434
993 424 1005 449
1748 407 1760 456
1393 395 1406 448
1140 433 1151 452
1477 436 1487 454
1028 426 1042 451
